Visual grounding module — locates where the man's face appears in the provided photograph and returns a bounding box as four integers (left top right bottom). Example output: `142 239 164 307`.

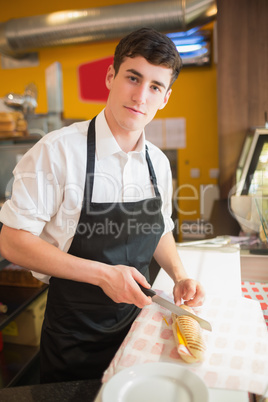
105 56 172 137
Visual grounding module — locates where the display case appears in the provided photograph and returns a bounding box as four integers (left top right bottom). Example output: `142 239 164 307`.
235 128 268 196
0 257 48 388
230 128 268 246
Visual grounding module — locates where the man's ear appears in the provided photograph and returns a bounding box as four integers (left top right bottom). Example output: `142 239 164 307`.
105 65 115 90
158 88 172 110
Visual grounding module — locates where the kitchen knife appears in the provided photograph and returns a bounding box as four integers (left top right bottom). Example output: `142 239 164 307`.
139 285 212 332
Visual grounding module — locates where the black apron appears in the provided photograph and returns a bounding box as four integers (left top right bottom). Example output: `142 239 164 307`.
40 116 164 383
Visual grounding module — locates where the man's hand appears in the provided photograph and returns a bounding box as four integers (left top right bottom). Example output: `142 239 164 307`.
98 264 152 309
153 232 205 308
173 278 205 307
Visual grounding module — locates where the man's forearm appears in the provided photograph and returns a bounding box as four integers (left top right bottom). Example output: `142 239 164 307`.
0 225 104 285
153 231 188 283
0 225 152 308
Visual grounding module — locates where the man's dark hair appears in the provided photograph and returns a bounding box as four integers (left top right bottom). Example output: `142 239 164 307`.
113 27 183 90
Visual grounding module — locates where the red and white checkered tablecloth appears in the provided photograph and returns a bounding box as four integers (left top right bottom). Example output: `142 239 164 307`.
103 290 268 395
242 281 268 328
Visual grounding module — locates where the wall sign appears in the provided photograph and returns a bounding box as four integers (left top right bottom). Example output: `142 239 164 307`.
78 56 113 103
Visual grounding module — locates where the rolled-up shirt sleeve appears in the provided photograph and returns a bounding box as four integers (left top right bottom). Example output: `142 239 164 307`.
0 139 64 236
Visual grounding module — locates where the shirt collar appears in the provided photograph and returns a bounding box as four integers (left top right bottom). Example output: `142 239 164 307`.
95 109 146 160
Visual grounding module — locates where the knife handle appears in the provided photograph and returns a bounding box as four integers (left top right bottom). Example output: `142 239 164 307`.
138 284 156 297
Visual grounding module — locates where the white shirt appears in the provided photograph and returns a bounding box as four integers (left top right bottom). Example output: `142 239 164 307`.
0 109 174 282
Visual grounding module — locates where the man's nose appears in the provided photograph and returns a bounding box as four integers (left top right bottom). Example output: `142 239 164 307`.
132 85 147 104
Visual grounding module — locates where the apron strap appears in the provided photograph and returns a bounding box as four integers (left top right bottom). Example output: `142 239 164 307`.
145 145 161 198
85 117 96 204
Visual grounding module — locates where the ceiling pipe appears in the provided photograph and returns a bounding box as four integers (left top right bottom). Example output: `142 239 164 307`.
0 0 217 58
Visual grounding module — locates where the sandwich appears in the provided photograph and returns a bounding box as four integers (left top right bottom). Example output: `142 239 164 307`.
172 304 206 363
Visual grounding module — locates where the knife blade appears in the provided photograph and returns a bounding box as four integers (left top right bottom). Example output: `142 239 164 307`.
139 285 212 332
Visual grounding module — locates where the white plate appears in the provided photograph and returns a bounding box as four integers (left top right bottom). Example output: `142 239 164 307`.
102 362 209 402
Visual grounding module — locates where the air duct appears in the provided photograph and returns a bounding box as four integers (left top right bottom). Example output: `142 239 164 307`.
0 0 217 58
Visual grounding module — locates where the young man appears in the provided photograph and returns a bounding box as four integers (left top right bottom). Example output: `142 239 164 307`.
0 28 205 382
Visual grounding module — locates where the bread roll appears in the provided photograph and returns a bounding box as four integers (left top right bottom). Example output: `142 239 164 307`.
0 112 14 122
0 121 16 131
16 119 27 131
172 304 206 363
13 111 24 120
0 112 27 135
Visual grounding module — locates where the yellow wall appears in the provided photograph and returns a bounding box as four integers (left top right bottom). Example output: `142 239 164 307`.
0 1 218 226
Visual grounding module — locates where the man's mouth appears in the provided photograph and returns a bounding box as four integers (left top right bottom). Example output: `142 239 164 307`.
125 106 145 115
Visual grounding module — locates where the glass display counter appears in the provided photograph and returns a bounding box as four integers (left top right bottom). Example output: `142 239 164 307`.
0 259 48 388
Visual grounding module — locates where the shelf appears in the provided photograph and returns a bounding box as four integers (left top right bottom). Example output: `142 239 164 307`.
0 258 48 388
0 282 47 388
0 342 39 388
0 284 48 331
0 135 42 144
0 258 48 330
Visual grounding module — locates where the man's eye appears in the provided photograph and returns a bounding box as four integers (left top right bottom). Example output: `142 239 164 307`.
129 76 137 82
152 85 160 92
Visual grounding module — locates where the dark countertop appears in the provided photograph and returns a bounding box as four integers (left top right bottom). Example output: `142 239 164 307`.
0 379 102 402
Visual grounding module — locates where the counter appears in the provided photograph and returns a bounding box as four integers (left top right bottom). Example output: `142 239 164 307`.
0 379 102 402
0 379 250 402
